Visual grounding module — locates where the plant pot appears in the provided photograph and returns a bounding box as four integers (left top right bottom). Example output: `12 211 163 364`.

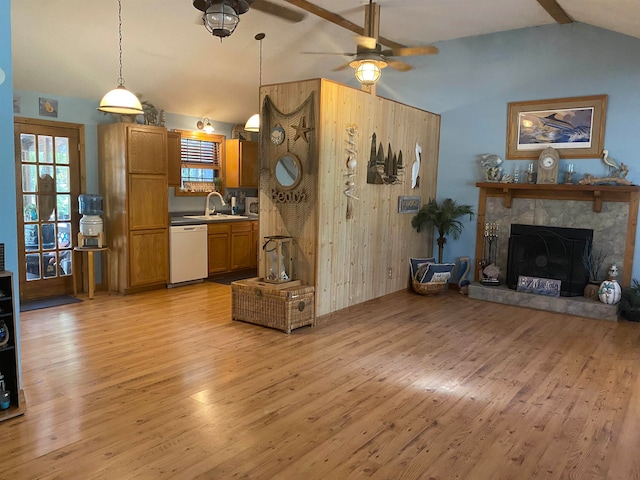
620 308 640 322
583 281 600 300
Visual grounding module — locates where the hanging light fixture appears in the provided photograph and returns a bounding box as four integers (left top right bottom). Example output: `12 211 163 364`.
352 59 386 86
244 32 265 133
98 0 143 115
193 0 250 40
197 118 215 133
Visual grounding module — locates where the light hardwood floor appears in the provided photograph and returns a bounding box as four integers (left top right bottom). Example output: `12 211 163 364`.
2 283 640 479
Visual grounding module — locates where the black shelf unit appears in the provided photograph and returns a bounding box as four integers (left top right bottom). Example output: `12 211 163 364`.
0 271 25 422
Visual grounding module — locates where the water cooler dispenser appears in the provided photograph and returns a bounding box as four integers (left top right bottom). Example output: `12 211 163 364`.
78 194 104 247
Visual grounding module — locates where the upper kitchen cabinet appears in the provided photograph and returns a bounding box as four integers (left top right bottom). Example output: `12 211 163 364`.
167 130 181 187
98 123 169 294
225 139 258 188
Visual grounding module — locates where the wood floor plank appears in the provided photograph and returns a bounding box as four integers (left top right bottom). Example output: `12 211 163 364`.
1 283 640 479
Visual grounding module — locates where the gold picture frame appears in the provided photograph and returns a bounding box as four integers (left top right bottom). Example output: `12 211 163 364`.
506 95 607 159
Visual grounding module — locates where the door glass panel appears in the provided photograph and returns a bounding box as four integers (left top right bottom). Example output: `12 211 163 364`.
42 223 56 250
57 222 72 248
22 164 38 192
43 252 57 278
59 250 72 276
57 194 71 221
39 166 54 178
26 254 41 280
20 134 36 163
38 135 54 164
55 166 70 192
23 194 38 222
55 137 69 164
25 224 39 251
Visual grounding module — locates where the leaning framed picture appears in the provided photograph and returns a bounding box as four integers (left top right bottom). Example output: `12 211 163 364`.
506 94 607 159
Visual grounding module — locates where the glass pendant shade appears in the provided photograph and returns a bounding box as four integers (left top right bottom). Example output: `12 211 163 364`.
204 2 240 38
244 113 260 132
98 84 143 115
354 60 382 85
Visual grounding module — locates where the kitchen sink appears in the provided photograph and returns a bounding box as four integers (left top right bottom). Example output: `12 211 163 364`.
183 214 248 220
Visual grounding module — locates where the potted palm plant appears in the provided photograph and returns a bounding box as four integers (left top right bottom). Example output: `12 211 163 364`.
619 279 640 322
411 198 475 263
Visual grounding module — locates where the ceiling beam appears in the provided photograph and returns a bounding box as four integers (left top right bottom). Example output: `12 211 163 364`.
536 0 573 24
281 0 406 50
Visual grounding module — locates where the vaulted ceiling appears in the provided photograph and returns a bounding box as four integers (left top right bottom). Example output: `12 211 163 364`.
10 0 640 125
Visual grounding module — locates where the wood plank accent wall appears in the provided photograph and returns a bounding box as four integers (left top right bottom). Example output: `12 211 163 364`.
259 78 440 317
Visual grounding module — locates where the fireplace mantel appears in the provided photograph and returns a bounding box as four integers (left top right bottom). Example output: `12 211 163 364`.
476 182 640 213
475 182 640 285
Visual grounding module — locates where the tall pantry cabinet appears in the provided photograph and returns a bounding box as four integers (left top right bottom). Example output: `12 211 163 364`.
98 123 169 294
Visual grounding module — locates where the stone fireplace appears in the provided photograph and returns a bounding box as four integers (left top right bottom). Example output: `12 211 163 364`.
469 183 640 320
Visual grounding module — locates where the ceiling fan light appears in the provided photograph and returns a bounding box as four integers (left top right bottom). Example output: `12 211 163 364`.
244 113 260 132
354 60 382 85
98 84 143 115
203 2 240 38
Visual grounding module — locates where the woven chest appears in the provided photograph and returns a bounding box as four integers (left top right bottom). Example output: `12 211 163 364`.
231 278 315 334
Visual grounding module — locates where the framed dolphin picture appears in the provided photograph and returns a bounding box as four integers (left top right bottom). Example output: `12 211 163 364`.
506 95 607 159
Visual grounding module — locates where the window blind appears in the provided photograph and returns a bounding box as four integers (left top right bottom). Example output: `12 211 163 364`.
180 138 221 167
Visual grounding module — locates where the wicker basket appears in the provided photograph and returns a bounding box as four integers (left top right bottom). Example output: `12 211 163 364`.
412 277 448 295
231 279 315 334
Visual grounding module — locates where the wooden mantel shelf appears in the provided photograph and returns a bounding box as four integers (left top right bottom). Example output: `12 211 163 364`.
476 182 640 213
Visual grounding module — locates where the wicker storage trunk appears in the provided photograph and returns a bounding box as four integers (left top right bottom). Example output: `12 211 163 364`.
231 278 315 334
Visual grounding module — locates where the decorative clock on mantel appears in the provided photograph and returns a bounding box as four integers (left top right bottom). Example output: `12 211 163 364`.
536 146 560 184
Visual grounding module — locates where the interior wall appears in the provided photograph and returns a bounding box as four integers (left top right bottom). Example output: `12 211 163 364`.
259 79 440 317
377 23 640 279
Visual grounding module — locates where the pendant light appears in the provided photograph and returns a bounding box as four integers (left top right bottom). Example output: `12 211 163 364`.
244 32 265 133
98 0 143 115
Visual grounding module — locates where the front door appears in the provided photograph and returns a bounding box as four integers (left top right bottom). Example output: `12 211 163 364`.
14 119 83 301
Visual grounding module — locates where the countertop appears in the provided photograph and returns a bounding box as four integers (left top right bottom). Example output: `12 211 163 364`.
170 213 258 226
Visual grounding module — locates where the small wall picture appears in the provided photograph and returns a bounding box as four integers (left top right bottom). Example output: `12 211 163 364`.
39 97 58 118
398 196 420 214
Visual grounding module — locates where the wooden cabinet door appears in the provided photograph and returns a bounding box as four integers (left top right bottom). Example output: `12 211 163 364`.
128 175 168 230
167 130 181 187
127 125 167 175
208 223 230 274
250 222 259 269
231 222 252 270
240 140 259 188
129 229 168 287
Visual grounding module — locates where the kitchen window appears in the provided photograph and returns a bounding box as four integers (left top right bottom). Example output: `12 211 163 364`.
177 130 225 194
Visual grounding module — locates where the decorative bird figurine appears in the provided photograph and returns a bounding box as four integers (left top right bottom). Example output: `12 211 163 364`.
412 143 421 188
602 149 620 173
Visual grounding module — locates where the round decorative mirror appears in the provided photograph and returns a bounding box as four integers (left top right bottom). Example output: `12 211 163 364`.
273 153 302 190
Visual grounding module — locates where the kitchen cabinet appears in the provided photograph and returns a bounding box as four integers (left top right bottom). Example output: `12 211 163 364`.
99 123 169 294
208 223 230 275
225 139 258 188
167 130 181 188
207 220 258 275
0 271 26 422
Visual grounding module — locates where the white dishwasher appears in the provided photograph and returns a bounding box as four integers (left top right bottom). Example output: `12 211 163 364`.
169 225 208 286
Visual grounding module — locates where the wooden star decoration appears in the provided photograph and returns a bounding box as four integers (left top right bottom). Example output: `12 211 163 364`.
292 116 313 143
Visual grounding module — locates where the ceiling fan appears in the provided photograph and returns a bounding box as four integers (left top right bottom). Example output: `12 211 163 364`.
295 0 438 84
193 0 306 39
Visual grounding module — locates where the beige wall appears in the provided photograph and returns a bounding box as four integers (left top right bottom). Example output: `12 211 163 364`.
259 79 440 317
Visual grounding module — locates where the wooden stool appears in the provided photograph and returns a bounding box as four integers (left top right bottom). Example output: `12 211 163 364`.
73 246 110 300
78 232 103 248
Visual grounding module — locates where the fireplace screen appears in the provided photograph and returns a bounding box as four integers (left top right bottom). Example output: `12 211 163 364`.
506 224 592 297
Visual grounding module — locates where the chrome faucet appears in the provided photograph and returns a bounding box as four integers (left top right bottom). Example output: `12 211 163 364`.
205 191 226 216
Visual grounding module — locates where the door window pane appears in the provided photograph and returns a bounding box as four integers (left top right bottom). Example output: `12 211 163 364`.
55 166 70 192
42 223 56 250
20 134 36 163
57 222 72 248
43 252 57 278
22 165 38 192
25 224 39 251
57 194 71 221
38 135 54 164
23 195 38 222
55 137 69 165
59 250 72 276
26 254 41 280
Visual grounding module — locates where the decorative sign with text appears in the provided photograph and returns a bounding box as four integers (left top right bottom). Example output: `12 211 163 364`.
517 275 561 297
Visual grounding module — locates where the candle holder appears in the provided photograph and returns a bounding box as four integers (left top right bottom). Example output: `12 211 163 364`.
564 163 575 184
526 162 535 183
263 235 294 284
